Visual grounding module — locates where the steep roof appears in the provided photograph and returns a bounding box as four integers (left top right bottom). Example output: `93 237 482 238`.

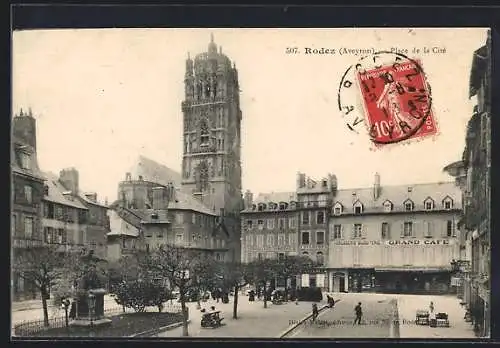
129 155 182 188
42 172 88 210
169 189 217 216
333 181 461 214
78 192 108 209
253 192 297 204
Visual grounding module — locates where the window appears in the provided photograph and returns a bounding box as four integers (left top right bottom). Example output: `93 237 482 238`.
302 251 309 256
216 253 221 261
24 185 32 203
258 253 263 260
257 235 264 247
354 202 363 214
289 217 297 229
302 212 310 225
278 218 286 230
278 253 285 261
316 252 324 265
353 224 362 238
176 234 183 243
192 213 196 224
12 214 16 235
24 217 33 239
257 220 264 230
333 225 342 239
424 199 434 210
316 231 325 244
383 201 392 212
20 152 31 170
444 200 453 210
176 213 184 224
404 201 414 211
424 221 432 238
245 234 252 246
267 219 275 229
316 211 325 224
403 222 413 237
145 229 152 237
267 234 274 247
89 240 96 250
381 222 390 239
288 233 296 246
278 234 285 246
279 203 287 210
157 232 163 238
247 220 253 229
258 204 266 211
200 120 210 146
446 220 454 237
301 231 310 245
333 203 342 215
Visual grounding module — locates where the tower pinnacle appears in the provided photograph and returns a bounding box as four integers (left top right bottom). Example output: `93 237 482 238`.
208 33 217 54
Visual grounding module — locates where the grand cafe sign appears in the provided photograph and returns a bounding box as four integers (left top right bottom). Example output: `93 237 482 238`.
332 239 452 246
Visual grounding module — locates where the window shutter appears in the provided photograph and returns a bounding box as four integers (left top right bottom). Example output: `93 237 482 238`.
400 223 405 237
352 224 356 239
442 221 447 237
340 225 344 239
362 224 367 239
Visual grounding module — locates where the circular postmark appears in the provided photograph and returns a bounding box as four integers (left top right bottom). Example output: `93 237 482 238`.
338 51 436 146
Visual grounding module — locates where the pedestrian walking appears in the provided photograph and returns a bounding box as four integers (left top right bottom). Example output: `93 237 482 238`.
353 302 363 325
312 303 319 322
429 301 437 327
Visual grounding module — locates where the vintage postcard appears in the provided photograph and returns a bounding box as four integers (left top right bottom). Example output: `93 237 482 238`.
11 27 490 340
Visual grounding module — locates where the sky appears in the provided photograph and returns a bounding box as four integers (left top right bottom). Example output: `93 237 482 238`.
12 28 487 202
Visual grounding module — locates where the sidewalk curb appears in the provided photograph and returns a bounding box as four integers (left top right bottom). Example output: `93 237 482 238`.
129 320 191 337
278 304 330 338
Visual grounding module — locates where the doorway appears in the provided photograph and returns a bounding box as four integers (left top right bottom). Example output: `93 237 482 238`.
339 276 345 293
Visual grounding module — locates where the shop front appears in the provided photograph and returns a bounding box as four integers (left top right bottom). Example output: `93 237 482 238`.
374 268 452 294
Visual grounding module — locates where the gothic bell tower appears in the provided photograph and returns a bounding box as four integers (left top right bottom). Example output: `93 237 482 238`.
181 34 242 217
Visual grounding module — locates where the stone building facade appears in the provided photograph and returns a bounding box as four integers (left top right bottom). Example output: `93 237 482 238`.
327 176 461 294
11 109 45 300
445 32 491 338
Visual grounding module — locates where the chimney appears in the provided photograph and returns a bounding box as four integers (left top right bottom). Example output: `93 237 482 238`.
84 192 97 203
59 168 79 194
152 186 167 210
328 174 338 194
244 189 253 209
125 172 132 181
373 172 381 200
296 172 306 189
13 108 37 150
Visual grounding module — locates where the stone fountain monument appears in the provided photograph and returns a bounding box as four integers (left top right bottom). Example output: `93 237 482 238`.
70 250 112 327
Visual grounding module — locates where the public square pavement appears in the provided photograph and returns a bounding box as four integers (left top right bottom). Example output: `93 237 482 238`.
285 295 397 338
156 296 318 338
322 292 476 339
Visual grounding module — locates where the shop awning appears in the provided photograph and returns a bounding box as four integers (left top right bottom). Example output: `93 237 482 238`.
375 267 451 273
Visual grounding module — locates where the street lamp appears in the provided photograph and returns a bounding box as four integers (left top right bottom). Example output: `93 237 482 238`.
88 293 96 327
61 298 71 328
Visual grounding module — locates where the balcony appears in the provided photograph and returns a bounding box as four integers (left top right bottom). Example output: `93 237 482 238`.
300 244 327 250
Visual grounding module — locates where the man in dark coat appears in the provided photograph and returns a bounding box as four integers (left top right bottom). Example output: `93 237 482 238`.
354 302 363 325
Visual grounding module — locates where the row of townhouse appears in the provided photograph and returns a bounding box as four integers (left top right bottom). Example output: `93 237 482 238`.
241 171 462 295
11 109 109 301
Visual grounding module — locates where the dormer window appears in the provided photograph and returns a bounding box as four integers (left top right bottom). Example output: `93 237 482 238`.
251 204 256 211
404 199 415 211
442 196 453 210
19 152 31 170
383 200 393 212
353 201 363 214
322 180 328 188
279 202 288 210
333 202 343 216
258 203 266 212
424 198 435 211
290 201 297 210
43 185 49 196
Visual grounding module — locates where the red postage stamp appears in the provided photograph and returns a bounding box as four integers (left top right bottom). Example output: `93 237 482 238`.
356 59 437 146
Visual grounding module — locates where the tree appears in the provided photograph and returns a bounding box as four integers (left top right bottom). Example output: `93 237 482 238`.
150 244 214 337
218 261 254 319
15 245 71 327
112 278 172 313
247 258 277 309
273 255 318 300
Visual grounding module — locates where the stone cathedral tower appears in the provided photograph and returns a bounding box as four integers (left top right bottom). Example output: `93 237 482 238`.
181 34 243 219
